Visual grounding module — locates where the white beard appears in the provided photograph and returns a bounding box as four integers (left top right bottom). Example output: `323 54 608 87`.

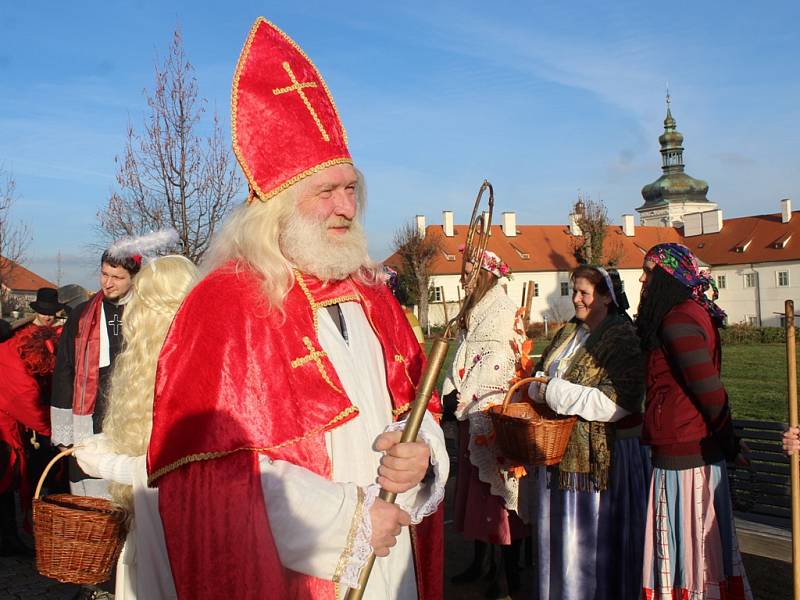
280 212 370 282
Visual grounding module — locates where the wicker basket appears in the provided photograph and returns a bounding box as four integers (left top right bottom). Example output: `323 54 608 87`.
488 377 577 466
32 448 128 584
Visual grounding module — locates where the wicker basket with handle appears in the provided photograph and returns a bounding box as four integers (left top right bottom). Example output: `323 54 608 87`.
32 448 128 584
488 376 578 466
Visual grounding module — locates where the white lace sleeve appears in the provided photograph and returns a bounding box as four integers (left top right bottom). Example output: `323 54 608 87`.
384 411 449 524
50 406 74 446
338 483 380 590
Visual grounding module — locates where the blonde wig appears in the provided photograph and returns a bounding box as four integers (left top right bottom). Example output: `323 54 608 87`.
102 255 198 512
200 167 381 316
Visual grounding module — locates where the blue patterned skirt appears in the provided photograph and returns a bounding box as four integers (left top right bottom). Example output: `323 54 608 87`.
524 437 651 600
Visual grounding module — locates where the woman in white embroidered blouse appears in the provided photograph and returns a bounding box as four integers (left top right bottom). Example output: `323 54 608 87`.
442 251 527 598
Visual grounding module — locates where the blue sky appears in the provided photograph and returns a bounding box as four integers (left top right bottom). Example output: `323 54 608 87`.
2 1 798 288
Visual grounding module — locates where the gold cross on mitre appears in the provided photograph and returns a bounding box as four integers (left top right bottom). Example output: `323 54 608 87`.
272 61 330 142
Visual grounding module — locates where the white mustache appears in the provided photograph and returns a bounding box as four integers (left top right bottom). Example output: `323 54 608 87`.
326 217 352 229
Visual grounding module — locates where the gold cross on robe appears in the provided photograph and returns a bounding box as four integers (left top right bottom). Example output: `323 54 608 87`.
272 61 330 142
290 336 342 393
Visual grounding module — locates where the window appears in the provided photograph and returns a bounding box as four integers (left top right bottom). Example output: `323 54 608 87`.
744 273 757 288
560 282 569 296
778 271 790 287
716 275 726 290
533 283 540 297
431 286 443 302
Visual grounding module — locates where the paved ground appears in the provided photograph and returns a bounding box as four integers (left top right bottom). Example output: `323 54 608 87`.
0 423 791 599
0 532 78 599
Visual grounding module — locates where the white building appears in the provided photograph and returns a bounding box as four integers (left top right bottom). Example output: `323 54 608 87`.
385 105 799 328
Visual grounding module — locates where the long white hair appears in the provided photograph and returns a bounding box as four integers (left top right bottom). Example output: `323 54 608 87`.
200 167 381 315
102 255 198 513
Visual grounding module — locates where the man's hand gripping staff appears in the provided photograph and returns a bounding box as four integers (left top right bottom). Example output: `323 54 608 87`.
369 431 430 556
346 180 494 599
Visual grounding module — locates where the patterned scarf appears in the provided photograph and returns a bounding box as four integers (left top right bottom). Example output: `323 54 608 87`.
538 314 645 491
645 243 726 323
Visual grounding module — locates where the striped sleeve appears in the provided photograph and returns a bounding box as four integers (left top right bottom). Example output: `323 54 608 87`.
661 311 739 460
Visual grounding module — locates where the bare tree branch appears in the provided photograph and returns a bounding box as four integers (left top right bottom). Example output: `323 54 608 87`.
96 28 242 263
571 195 611 266
0 165 32 295
392 222 440 330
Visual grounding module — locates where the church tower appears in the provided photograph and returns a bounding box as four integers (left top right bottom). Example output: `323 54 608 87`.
637 94 717 227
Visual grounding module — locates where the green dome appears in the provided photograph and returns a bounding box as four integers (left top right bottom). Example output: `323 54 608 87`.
641 172 709 206
659 129 684 147
639 105 710 209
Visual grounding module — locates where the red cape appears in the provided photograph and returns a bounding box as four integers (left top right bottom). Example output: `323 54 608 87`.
148 264 443 599
0 329 54 528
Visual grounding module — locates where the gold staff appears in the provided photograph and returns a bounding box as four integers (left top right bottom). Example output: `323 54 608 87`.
345 180 494 600
786 300 800 599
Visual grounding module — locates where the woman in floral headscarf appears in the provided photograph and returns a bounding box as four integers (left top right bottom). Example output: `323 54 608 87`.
637 243 752 599
442 249 527 598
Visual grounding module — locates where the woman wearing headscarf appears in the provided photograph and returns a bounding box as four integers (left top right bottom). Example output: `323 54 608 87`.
637 243 752 599
524 265 648 600
74 255 197 600
442 249 527 598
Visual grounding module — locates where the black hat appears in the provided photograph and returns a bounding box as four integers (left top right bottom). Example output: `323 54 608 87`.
57 284 89 312
30 287 67 316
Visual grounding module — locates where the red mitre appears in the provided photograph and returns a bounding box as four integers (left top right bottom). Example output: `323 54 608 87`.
232 17 352 201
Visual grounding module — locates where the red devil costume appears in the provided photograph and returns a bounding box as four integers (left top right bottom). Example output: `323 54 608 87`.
0 326 56 530
147 18 444 600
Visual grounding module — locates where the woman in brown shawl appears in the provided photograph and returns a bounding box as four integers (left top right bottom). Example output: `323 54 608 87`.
523 265 648 600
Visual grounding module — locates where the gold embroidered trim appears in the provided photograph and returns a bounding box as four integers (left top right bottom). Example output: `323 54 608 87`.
290 337 327 368
147 404 359 485
273 61 330 142
294 271 361 333
332 486 366 584
392 403 411 416
231 17 351 202
291 337 344 393
394 354 405 363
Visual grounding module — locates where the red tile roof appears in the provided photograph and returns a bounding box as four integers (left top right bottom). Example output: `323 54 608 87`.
384 223 683 274
682 211 800 266
0 256 56 292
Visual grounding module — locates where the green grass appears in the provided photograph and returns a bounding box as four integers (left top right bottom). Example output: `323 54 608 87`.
426 339 796 423
723 343 796 422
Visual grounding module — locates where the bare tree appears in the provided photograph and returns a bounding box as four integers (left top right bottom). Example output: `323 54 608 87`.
392 222 440 331
0 166 31 311
571 195 609 265
97 28 242 262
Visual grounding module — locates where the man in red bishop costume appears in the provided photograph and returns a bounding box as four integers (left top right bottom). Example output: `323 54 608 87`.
147 17 447 600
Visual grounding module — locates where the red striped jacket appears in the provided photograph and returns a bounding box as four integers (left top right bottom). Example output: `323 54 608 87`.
642 300 739 469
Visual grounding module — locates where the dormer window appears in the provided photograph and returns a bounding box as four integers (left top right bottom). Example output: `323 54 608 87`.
509 243 530 260
773 233 792 249
734 239 752 253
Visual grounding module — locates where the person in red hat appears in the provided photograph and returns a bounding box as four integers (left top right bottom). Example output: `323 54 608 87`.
146 17 447 600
